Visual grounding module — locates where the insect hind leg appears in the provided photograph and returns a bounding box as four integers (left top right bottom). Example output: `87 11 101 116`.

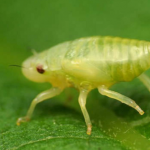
138 73 150 92
98 85 144 115
17 87 62 125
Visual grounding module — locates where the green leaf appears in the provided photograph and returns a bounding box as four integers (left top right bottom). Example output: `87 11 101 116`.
1 0 150 150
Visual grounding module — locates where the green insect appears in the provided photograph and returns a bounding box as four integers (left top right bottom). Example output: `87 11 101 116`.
17 36 150 135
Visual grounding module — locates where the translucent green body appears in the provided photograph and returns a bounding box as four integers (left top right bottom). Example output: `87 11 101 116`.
19 36 150 135
23 36 150 89
62 36 150 87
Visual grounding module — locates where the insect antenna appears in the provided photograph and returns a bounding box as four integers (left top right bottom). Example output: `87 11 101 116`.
9 65 26 69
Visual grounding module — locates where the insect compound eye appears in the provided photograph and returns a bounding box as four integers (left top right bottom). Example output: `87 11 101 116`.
36 65 45 74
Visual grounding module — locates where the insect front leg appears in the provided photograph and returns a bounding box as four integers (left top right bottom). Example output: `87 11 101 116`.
98 85 144 115
78 89 92 135
17 87 63 125
138 73 150 92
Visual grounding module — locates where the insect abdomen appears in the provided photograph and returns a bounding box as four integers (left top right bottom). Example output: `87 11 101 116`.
63 36 150 83
105 37 150 81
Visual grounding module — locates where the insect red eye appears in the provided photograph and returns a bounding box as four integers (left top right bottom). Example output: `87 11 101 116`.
36 65 45 74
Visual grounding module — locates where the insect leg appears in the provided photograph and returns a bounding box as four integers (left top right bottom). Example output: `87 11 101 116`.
138 73 150 92
98 85 144 115
17 87 62 125
78 89 92 135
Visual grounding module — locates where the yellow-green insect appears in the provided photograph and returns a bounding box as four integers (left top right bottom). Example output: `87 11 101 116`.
17 36 150 135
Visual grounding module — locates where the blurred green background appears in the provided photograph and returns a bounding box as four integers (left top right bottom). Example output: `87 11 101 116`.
1 0 150 150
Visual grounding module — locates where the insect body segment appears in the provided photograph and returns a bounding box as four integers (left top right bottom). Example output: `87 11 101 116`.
17 36 150 135
63 37 150 83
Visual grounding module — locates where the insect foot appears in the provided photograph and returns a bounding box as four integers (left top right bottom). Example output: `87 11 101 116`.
16 116 30 126
87 124 92 135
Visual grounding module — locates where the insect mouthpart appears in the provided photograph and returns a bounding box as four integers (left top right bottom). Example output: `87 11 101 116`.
36 65 45 74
